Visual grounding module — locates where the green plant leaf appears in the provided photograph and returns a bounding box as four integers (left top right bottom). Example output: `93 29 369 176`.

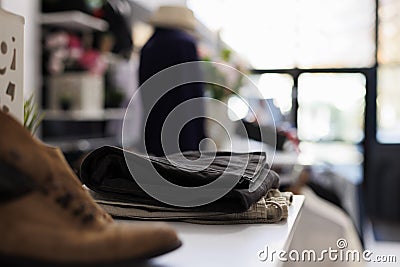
24 93 45 135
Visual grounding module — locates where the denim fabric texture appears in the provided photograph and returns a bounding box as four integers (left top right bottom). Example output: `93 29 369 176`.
80 146 280 212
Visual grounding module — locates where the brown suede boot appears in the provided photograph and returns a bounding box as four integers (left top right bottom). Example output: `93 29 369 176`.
0 111 181 266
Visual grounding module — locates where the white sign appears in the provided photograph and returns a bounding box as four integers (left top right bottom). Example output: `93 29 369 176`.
0 8 24 122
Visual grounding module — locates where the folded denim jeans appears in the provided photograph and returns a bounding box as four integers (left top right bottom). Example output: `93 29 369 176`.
80 146 280 212
90 189 293 224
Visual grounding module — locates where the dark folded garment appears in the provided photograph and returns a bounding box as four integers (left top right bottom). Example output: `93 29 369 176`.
80 146 279 212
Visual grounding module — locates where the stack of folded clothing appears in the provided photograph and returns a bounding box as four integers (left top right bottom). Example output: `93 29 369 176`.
80 146 293 224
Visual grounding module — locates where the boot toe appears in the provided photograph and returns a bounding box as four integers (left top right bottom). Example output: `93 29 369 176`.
114 222 182 260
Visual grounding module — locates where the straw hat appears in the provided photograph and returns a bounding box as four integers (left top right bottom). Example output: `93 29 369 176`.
148 5 197 31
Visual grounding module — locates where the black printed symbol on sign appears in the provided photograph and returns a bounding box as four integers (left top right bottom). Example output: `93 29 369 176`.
0 36 16 75
6 82 15 101
11 37 16 70
0 96 9 113
0 41 7 75
2 105 9 113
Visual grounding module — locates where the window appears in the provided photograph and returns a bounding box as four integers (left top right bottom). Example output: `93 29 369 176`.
189 0 375 69
298 73 365 142
377 67 400 143
235 73 294 129
377 0 400 143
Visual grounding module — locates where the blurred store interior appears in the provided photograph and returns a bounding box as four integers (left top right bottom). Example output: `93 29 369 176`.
1 0 400 265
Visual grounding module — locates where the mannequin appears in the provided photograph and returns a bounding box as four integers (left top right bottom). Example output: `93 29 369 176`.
139 6 205 156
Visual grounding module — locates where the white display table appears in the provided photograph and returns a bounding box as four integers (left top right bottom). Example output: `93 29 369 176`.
146 195 304 267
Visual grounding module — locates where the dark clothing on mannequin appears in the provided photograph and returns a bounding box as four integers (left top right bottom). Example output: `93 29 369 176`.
139 28 205 156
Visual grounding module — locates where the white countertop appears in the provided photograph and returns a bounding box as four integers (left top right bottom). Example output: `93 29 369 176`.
147 195 305 267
